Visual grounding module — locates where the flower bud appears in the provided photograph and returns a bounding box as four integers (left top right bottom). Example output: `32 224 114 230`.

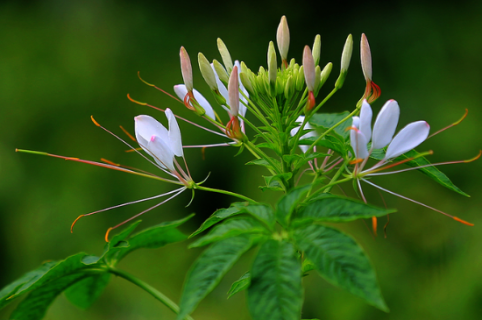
360 33 372 81
313 65 321 95
335 34 353 89
284 75 294 100
240 72 255 96
296 66 305 91
276 15 290 65
312 35 321 66
228 66 239 117
240 61 250 75
180 46 193 92
303 46 316 92
213 59 229 85
217 38 233 73
319 62 332 89
268 41 278 85
198 52 217 91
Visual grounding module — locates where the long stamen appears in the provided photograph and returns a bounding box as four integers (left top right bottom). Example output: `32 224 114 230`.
137 71 182 103
104 187 187 242
366 150 481 176
362 150 434 175
428 108 468 139
127 93 228 138
119 125 137 142
71 188 185 233
362 179 474 226
183 142 233 148
16 149 176 183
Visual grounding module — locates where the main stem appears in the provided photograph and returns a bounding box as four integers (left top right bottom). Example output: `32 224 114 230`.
108 268 195 320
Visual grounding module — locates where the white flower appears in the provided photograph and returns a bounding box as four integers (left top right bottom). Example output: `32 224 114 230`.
350 99 430 165
173 85 216 120
135 109 184 173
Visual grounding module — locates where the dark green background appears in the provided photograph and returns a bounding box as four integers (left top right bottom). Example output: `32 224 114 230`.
1 0 481 319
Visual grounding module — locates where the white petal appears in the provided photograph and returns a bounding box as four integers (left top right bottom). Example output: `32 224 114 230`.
235 61 249 118
372 100 400 149
147 135 175 171
173 85 216 120
290 116 317 153
359 100 372 142
211 63 229 102
384 121 430 160
135 115 169 147
350 128 369 160
165 108 183 157
352 116 360 129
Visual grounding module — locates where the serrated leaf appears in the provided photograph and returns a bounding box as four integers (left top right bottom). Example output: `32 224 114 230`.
177 235 259 320
246 158 279 171
64 273 111 309
227 271 250 299
190 217 268 248
0 261 57 309
190 207 243 238
293 225 388 312
9 274 85 320
231 202 275 228
261 173 292 192
294 194 395 224
247 239 302 320
276 185 311 227
257 142 279 153
309 112 351 140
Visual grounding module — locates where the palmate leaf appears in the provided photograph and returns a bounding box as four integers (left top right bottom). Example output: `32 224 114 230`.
309 111 351 140
64 273 111 309
293 194 395 225
247 239 302 320
293 225 388 312
276 185 311 227
177 234 261 320
189 217 268 248
9 274 86 320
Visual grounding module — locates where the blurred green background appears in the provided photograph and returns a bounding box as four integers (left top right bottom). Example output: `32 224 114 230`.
1 0 481 319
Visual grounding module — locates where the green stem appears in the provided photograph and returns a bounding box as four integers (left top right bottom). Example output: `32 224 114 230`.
195 185 256 202
244 140 281 174
107 268 194 320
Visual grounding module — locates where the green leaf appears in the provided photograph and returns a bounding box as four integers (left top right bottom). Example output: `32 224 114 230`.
110 215 192 263
246 158 280 171
247 239 302 320
0 261 57 309
64 273 111 309
398 150 469 197
9 274 86 320
177 235 259 320
108 220 142 248
276 185 311 227
190 217 268 248
293 225 388 312
309 112 351 140
227 271 250 299
299 135 346 156
231 202 275 228
190 207 243 238
294 194 395 224
260 173 292 192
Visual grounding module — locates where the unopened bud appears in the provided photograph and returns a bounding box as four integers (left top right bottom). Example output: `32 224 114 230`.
303 46 316 92
228 66 239 117
314 65 321 95
319 62 332 88
198 53 217 91
340 34 353 72
284 76 294 100
296 66 305 91
360 33 372 81
213 59 229 85
217 38 233 73
240 72 255 96
180 47 193 92
268 41 277 85
335 34 353 89
276 15 290 64
312 35 321 66
240 61 250 75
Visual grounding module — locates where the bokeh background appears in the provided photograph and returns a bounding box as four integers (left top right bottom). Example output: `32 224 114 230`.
1 0 481 319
